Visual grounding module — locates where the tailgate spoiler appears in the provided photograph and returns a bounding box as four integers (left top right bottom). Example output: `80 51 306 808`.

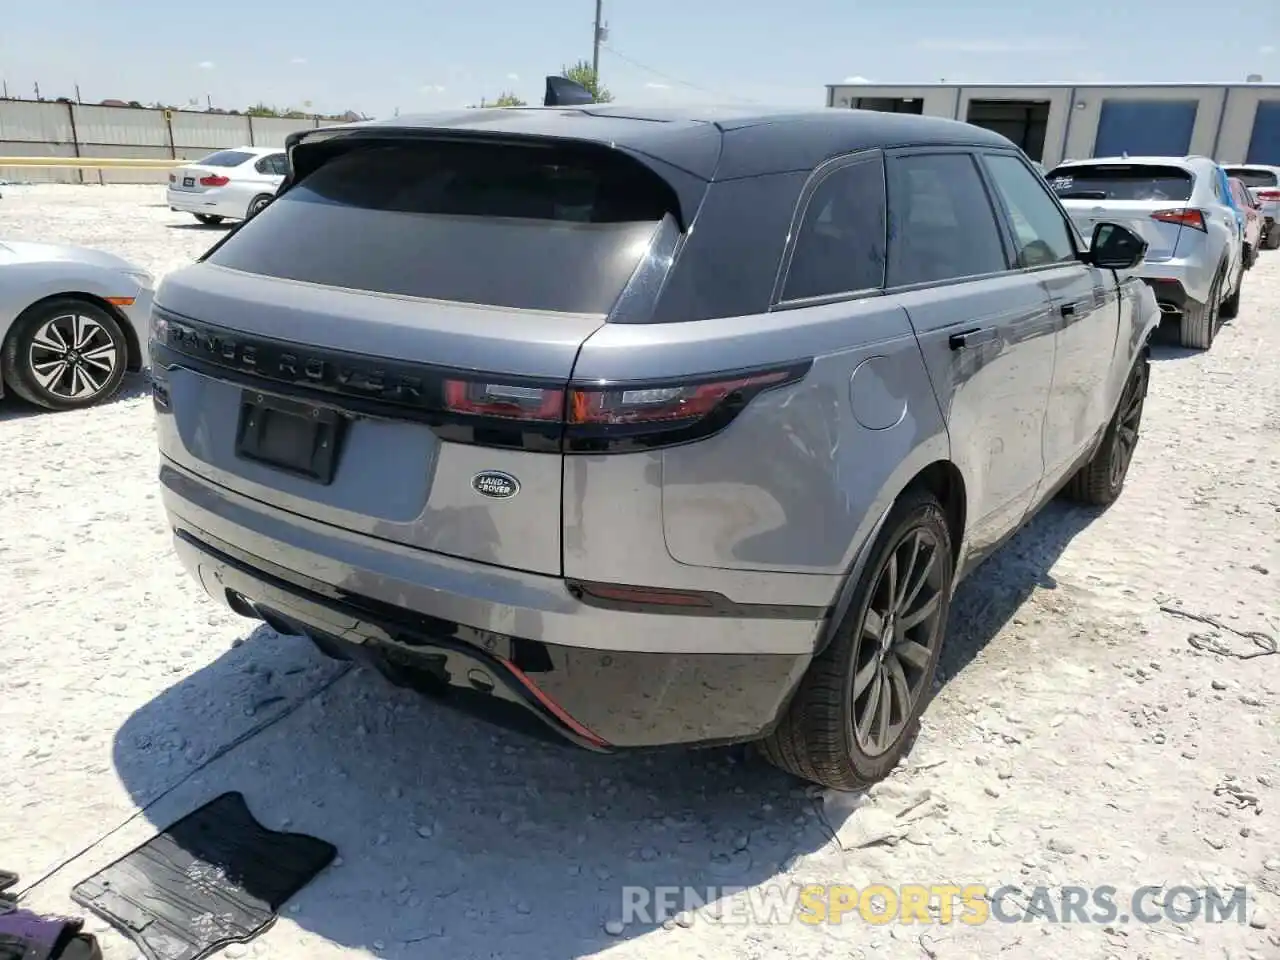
276 78 715 230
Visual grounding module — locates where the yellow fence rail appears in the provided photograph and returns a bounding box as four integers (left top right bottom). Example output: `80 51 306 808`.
0 157 184 169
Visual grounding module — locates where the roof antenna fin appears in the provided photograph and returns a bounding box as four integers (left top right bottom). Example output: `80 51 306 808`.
545 75 595 107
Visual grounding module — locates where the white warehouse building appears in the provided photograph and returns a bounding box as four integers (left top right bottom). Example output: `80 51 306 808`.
823 81 1280 170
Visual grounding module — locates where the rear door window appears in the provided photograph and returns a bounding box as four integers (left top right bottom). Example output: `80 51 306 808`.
207 140 680 315
198 150 254 167
980 153 1077 268
1224 167 1278 188
886 152 1009 286
1045 164 1194 201
782 155 887 301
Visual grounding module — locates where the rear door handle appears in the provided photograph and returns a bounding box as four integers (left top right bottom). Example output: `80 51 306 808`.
948 327 997 351
1059 301 1079 318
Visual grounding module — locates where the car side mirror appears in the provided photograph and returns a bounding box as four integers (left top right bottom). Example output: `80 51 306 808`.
1086 222 1147 270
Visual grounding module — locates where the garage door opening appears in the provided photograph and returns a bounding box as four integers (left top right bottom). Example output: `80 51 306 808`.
965 100 1051 161
853 97 925 115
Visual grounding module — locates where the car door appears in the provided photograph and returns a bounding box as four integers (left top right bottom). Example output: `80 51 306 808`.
885 149 1057 565
977 150 1119 482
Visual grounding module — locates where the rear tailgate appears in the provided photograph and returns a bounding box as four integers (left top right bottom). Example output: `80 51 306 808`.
152 134 694 577
1047 163 1196 261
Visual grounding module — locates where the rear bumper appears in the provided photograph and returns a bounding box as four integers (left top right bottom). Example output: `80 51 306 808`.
160 461 819 748
1135 256 1216 311
165 186 244 219
170 515 812 750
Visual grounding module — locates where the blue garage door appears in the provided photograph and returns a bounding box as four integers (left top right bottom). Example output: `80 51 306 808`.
1246 101 1280 164
1093 99 1199 158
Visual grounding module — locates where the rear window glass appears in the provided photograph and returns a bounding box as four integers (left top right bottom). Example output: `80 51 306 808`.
1044 164 1193 202
207 140 678 315
1224 168 1278 188
198 150 254 167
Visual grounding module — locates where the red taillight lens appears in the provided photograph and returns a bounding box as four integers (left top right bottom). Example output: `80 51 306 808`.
199 174 230 187
168 173 175 183
1257 190 1280 201
443 379 564 421
568 369 792 426
1151 208 1206 232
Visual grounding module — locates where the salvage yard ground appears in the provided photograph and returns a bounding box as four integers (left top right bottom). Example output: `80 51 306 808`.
1 184 1278 960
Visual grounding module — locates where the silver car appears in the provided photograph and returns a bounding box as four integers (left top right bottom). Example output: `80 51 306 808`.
1044 156 1244 350
0 241 154 410
151 96 1158 790
1221 164 1280 251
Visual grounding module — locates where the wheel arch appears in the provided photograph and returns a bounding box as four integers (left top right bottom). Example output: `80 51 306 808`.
814 457 967 656
2 291 143 374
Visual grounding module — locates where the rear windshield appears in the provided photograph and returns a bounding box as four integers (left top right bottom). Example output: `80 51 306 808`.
198 150 254 167
207 140 679 315
1045 164 1194 202
1224 167 1278 188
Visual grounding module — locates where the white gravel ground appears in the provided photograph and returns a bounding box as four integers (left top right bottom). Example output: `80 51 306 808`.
1 184 1278 960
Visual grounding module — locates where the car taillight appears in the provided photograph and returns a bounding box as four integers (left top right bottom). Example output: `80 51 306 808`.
168 173 175 183
565 361 812 452
439 362 811 452
443 379 564 422
1257 189 1280 201
1151 208 1206 232
199 174 230 187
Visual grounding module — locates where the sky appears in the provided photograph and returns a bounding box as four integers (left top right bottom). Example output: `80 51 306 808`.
1 0 1275 118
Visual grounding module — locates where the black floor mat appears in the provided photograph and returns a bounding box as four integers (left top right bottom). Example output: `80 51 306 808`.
70 792 336 960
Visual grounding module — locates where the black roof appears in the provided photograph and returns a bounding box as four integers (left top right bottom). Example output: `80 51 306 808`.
299 105 1015 181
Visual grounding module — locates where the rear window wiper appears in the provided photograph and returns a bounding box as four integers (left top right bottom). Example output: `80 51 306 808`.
1057 191 1108 200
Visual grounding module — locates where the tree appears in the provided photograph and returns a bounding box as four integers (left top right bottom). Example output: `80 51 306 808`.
560 60 612 103
492 91 526 107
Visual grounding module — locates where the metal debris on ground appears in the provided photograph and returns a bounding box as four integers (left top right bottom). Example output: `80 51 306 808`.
1160 606 1277 659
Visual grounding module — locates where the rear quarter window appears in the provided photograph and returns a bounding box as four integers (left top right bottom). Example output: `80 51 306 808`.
1045 164 1193 202
206 140 681 315
198 150 255 167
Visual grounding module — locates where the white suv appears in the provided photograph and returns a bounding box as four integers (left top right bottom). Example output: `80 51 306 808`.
1045 156 1245 350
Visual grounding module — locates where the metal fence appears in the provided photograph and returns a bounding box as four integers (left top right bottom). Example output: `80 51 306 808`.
0 99 324 184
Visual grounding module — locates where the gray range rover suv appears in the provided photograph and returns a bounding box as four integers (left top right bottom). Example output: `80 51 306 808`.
151 87 1159 790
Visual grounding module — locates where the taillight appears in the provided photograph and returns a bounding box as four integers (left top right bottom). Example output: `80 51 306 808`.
1151 208 1206 232
1257 190 1280 201
199 174 230 187
442 379 563 422
168 173 175 183
437 362 811 453
565 361 811 452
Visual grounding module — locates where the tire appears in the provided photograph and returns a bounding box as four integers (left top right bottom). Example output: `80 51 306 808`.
1179 268 1222 350
1 297 128 411
759 488 954 790
245 194 273 220
1064 352 1149 507
1264 226 1280 251
1220 261 1244 320
194 213 224 225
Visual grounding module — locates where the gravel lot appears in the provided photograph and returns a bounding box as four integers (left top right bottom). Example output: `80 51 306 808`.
1 184 1278 960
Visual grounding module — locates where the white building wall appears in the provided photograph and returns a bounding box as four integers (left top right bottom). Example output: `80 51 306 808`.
825 83 1280 167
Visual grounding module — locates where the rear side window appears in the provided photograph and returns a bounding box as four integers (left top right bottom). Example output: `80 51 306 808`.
198 150 254 167
1225 167 1278 188
782 156 887 301
255 153 287 175
886 153 1009 286
1045 164 1193 202
981 154 1077 267
207 140 679 315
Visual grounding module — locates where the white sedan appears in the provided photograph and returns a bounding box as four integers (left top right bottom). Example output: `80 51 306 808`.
166 146 287 225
